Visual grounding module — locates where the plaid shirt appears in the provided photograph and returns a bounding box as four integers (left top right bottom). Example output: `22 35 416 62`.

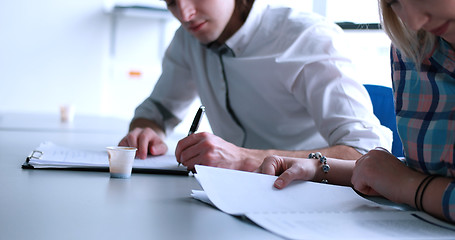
391 37 455 221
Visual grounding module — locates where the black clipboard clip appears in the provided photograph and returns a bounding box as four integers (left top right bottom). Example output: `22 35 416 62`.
22 150 43 169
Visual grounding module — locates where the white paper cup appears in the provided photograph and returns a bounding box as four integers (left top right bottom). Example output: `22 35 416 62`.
106 146 137 178
60 104 75 123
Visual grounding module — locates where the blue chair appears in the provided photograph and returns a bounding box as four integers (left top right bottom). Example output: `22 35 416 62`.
364 84 404 157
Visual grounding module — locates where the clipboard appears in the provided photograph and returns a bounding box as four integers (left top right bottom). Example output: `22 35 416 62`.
22 142 189 176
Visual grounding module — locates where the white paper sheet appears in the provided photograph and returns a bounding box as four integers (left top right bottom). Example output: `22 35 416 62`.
191 190 213 206
193 165 455 240
194 165 385 215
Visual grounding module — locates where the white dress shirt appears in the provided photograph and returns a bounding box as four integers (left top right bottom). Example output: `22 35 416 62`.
134 0 392 153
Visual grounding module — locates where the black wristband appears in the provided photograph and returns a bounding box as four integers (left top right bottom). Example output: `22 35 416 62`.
419 176 437 212
414 175 433 210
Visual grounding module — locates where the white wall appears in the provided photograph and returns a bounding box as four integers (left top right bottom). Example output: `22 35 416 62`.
0 0 180 121
344 30 392 88
101 7 179 120
0 0 391 132
0 0 109 116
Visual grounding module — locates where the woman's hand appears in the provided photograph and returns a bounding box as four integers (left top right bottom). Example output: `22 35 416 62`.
257 155 319 189
351 148 413 202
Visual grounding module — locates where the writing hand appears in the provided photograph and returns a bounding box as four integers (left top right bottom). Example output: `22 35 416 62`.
175 132 249 172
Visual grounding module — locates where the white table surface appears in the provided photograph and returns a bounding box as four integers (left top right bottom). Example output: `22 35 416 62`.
0 129 282 240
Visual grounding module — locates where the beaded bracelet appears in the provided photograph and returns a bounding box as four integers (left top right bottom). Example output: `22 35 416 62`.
309 152 330 183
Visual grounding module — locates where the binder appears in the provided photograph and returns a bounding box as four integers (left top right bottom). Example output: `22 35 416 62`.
22 142 189 175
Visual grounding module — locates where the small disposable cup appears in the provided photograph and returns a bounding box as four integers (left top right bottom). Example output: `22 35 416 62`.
106 146 137 178
60 104 75 123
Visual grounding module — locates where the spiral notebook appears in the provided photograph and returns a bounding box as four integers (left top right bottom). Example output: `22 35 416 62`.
22 142 188 175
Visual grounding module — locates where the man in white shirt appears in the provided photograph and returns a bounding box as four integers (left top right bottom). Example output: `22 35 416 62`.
119 0 392 172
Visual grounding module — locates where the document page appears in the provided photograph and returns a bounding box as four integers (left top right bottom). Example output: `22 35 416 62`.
246 211 455 240
194 165 385 215
193 165 455 240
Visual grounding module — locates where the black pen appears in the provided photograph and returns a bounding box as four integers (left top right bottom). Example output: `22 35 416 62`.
178 105 205 167
188 105 205 136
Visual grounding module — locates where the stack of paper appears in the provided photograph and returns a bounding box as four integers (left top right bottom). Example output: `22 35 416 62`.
192 165 455 240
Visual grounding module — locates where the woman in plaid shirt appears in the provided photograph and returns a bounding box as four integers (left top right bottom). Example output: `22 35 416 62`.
258 0 455 223
351 0 455 223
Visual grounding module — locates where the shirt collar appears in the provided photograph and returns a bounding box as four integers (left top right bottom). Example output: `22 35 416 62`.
224 0 269 56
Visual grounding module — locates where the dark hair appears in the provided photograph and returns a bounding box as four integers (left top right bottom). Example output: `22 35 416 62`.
236 0 254 22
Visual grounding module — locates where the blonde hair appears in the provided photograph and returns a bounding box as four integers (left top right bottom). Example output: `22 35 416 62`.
378 0 436 65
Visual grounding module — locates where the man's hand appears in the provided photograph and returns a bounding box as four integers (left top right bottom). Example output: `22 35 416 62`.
118 118 168 159
175 132 257 172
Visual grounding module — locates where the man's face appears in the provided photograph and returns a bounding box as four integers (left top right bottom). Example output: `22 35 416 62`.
165 0 236 44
